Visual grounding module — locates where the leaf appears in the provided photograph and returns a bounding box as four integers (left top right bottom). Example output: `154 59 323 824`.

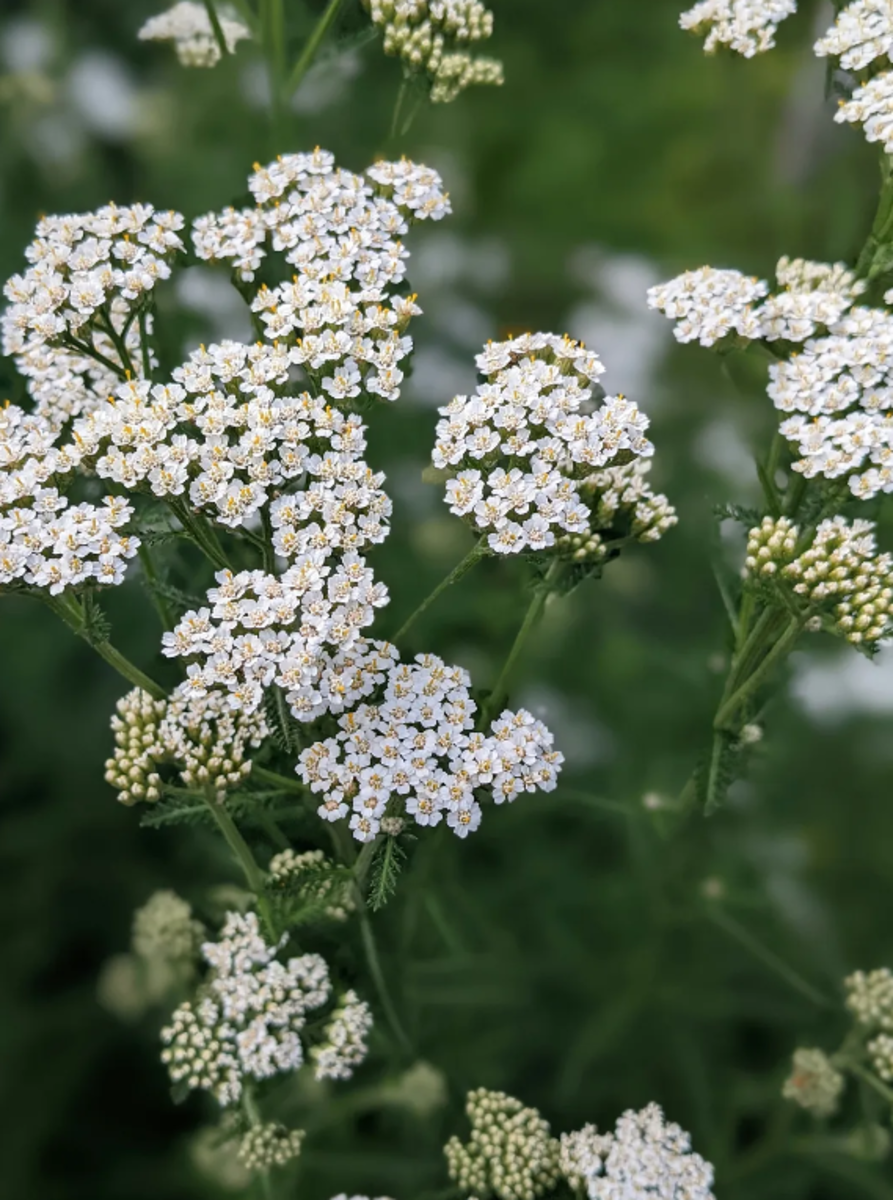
713 501 761 527
367 836 407 912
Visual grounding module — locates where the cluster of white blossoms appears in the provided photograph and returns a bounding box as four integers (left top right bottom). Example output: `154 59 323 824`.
559 1126 615 1195
161 912 345 1105
104 684 269 804
133 889 206 966
444 1089 561 1200
193 148 447 313
237 1123 305 1171
138 2 251 67
745 516 893 645
434 333 661 557
268 848 355 921
647 257 865 348
566 460 678 563
782 1048 845 1118
2 204 184 405
362 0 503 103
70 349 392 537
845 968 893 1084
310 989 374 1081
298 651 563 842
1 400 142 595
161 564 389 719
679 0 797 57
814 0 893 152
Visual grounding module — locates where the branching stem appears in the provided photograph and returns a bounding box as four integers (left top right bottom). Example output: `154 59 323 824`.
391 536 488 645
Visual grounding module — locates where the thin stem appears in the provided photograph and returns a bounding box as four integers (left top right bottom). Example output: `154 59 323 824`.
170 500 230 570
839 1058 893 1107
41 593 166 699
714 616 802 731
61 333 128 380
481 560 562 727
285 0 345 97
705 906 833 1008
98 309 135 376
202 787 277 936
242 1089 275 1200
357 900 414 1058
253 764 308 794
137 309 154 381
138 544 174 630
202 0 232 59
391 536 487 644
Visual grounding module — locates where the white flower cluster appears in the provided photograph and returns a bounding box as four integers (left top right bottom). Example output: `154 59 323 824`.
435 334 657 556
133 889 206 965
559 1126 614 1195
311 989 374 1081
237 1123 305 1171
444 1088 561 1200
2 203 184 393
565 460 677 563
138 2 251 67
745 516 893 645
0 401 142 595
74 350 392 538
679 0 797 57
767 304 893 498
647 258 865 348
194 151 448 337
575 1103 716 1200
846 967 893 1029
816 0 893 153
160 911 332 1105
268 848 355 921
104 683 269 804
161 565 389 719
782 1048 845 1118
363 0 503 103
835 72 893 153
298 651 563 842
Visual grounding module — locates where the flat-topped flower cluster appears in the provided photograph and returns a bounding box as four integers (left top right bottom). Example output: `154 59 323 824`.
298 651 563 842
139 2 252 68
434 333 670 558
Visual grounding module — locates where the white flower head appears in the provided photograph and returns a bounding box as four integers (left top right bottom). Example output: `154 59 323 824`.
139 2 251 67
679 0 797 57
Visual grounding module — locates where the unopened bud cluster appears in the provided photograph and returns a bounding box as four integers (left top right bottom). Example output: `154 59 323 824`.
444 1088 561 1200
237 1122 305 1171
744 516 893 647
311 989 374 1081
268 848 355 921
782 1048 845 1117
105 684 269 804
558 1125 613 1194
133 888 205 965
559 460 677 564
363 0 503 103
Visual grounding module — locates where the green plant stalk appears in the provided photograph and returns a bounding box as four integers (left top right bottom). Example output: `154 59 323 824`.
202 786 277 937
713 615 802 731
138 544 174 630
42 593 167 699
202 0 232 60
253 764 309 794
836 1057 893 1107
169 500 230 570
855 155 893 278
480 558 563 727
391 536 488 644
98 309 136 376
285 0 346 96
60 333 128 380
705 905 833 1008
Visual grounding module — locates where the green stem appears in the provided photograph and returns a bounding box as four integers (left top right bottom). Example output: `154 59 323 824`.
253 764 308 794
705 906 833 1008
61 333 128 380
98 309 135 376
42 593 166 699
242 1089 275 1200
138 544 174 630
481 560 562 727
202 787 277 937
202 0 232 59
285 0 345 97
856 156 893 278
838 1058 893 1107
391 536 487 645
137 309 154 381
170 500 230 570
713 616 802 731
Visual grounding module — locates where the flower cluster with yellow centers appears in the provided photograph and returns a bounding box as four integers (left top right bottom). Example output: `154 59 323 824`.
363 0 503 103
298 651 563 843
444 1089 561 1200
237 1123 305 1171
782 1048 845 1118
138 2 252 67
744 516 893 647
104 684 269 805
679 0 797 57
435 333 658 557
160 911 333 1106
562 459 677 565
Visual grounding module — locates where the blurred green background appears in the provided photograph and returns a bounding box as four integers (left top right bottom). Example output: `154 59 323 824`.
1 1 892 1197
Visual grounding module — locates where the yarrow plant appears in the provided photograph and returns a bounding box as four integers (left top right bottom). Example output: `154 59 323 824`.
10 0 893 1196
